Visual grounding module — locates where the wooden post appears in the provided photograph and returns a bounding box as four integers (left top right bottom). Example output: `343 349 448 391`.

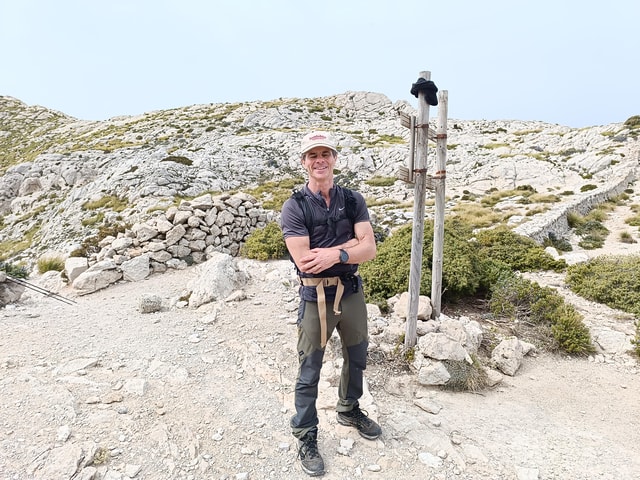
404 71 431 349
430 90 448 319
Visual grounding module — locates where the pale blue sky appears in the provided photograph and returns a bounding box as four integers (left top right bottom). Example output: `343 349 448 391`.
1 0 638 127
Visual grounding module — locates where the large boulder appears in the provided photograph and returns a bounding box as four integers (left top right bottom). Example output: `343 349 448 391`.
187 252 248 308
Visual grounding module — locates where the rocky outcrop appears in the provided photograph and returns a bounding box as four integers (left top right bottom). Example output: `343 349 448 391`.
0 271 25 307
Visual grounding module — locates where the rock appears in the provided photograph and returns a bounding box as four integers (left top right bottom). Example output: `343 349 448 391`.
121 255 150 282
72 260 123 295
187 253 247 308
392 292 433 320
491 337 525 376
138 293 163 313
65 257 88 283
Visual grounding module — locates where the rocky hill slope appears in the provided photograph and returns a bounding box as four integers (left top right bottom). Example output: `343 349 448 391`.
1 93 638 267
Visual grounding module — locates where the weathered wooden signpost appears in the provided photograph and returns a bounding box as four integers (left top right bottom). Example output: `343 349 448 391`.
431 91 448 318
398 71 448 348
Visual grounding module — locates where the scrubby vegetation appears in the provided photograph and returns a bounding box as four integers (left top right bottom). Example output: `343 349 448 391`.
82 195 129 213
489 272 594 355
441 356 489 392
69 222 130 258
0 261 29 279
623 115 640 129
567 209 610 250
565 255 640 317
359 219 485 308
36 255 65 274
246 177 305 211
632 321 640 358
240 222 287 261
356 216 597 356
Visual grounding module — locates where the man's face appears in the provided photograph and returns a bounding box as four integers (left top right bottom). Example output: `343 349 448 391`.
302 147 336 181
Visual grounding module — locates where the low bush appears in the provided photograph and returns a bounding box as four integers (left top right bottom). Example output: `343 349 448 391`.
441 356 489 392
543 233 572 252
82 195 129 213
620 231 637 244
37 256 65 274
0 261 29 278
571 215 609 250
246 177 305 211
565 255 640 316
632 321 640 358
475 227 567 273
623 115 640 129
360 218 567 310
365 176 397 187
489 272 594 355
360 219 485 309
240 222 287 261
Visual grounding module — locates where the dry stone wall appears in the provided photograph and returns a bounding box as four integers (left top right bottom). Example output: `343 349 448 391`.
70 192 275 294
513 167 637 243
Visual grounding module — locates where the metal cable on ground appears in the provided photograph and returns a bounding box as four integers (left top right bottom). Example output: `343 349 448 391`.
5 275 77 305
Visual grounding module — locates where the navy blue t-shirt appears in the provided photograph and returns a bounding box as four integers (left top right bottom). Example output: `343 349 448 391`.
280 184 370 300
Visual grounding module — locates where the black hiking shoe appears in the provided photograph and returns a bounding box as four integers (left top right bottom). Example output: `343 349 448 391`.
337 405 382 440
298 430 325 476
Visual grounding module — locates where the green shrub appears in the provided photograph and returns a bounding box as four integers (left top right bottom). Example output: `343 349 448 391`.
475 227 567 273
580 184 598 193
246 177 305 212
37 256 65 274
543 233 572 252
365 176 397 187
550 305 595 355
489 272 594 355
632 320 640 358
578 234 605 250
240 222 287 260
623 115 640 129
620 231 637 244
361 219 570 309
0 261 29 278
161 155 193 166
566 211 585 228
574 219 609 250
360 219 484 308
82 195 129 212
566 255 640 316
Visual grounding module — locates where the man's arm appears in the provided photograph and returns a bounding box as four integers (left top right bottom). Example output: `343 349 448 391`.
339 220 377 265
285 235 312 270
287 221 376 275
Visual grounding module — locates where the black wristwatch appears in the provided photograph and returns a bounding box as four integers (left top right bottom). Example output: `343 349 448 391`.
339 249 349 264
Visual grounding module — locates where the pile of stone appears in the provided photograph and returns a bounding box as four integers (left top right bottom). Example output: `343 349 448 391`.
67 192 275 295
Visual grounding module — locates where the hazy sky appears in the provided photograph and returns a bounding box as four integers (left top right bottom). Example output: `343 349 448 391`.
1 0 638 127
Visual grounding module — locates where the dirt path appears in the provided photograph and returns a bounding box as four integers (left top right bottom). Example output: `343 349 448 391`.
1 260 639 480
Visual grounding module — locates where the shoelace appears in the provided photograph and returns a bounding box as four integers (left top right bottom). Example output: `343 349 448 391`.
300 440 320 459
351 407 368 419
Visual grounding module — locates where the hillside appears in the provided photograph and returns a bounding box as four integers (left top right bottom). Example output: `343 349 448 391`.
0 93 638 267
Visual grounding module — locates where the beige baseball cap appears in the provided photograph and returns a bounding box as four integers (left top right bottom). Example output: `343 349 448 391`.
300 131 337 155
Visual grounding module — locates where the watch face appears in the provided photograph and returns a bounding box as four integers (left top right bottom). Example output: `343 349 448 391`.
340 250 349 263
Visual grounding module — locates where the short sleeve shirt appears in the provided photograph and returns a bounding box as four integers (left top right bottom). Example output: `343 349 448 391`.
280 184 370 278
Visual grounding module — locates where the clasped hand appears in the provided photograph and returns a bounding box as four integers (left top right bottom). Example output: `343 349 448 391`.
297 248 338 274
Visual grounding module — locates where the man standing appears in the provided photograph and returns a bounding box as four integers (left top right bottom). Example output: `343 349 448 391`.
280 131 381 476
